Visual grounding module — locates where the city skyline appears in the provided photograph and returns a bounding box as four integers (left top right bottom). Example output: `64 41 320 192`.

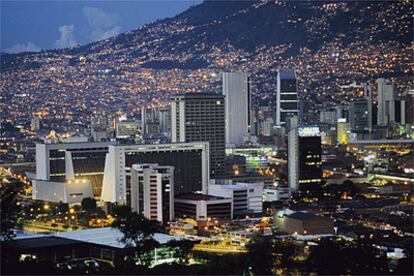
1 1 413 275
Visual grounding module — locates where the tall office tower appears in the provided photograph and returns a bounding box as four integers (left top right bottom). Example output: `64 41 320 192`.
141 107 160 136
159 107 171 136
222 72 251 146
102 142 209 204
32 141 117 203
276 69 298 126
337 118 350 145
130 164 174 224
376 78 395 126
171 93 225 177
363 83 373 132
297 127 322 191
319 110 337 125
261 117 274 137
287 116 299 191
336 105 345 120
349 98 370 132
394 99 406 125
403 90 414 125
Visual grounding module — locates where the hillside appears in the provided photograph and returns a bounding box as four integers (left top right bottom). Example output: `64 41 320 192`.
1 0 413 126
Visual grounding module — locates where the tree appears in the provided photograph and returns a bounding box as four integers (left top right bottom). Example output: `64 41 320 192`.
57 201 69 214
81 197 97 212
246 235 275 275
111 205 162 266
1 184 22 240
307 239 388 275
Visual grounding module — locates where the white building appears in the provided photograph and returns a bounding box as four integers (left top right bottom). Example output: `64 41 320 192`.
131 164 174 223
377 78 395 126
33 179 94 204
263 186 290 202
32 141 116 203
222 72 251 146
287 116 298 190
208 182 264 215
261 117 274 137
319 110 337 125
101 142 210 205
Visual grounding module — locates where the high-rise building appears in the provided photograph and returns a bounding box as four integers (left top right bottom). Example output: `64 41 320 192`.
261 117 274 137
141 107 160 136
288 122 322 192
319 110 337 125
349 98 370 132
287 116 299 190
130 164 174 224
297 127 322 191
403 90 414 125
394 99 406 125
222 72 251 146
276 69 298 126
337 118 350 145
376 78 395 126
171 93 225 177
101 142 210 204
159 107 171 136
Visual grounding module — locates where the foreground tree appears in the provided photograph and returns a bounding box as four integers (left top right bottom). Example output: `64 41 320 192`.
307 238 388 275
1 183 22 240
111 205 162 266
81 197 97 212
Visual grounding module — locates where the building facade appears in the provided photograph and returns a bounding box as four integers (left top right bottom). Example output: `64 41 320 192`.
222 72 251 146
34 141 116 201
171 93 225 177
276 69 299 126
377 78 395 126
130 164 174 223
208 182 264 216
101 142 209 204
174 194 233 221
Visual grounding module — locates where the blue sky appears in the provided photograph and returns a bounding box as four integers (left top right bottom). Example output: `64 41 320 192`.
1 0 201 53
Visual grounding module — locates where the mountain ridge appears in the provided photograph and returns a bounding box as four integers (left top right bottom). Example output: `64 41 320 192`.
1 0 413 125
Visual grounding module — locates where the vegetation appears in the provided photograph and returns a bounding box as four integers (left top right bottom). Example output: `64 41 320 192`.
0 183 22 240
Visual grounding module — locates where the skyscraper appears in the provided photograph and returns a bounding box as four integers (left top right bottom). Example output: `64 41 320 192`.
171 93 225 177
276 69 299 126
349 98 370 132
130 164 174 224
288 121 322 192
376 78 395 126
287 116 299 191
297 127 322 191
222 72 251 146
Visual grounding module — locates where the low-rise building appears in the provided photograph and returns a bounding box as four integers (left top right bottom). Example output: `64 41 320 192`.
174 193 232 221
208 182 264 216
275 211 334 235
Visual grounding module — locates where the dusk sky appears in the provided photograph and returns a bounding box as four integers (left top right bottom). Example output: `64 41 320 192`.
1 0 201 53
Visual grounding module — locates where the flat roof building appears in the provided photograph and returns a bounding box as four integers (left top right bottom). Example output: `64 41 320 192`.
174 193 232 221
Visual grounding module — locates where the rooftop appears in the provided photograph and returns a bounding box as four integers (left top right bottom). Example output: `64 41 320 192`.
175 193 228 201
